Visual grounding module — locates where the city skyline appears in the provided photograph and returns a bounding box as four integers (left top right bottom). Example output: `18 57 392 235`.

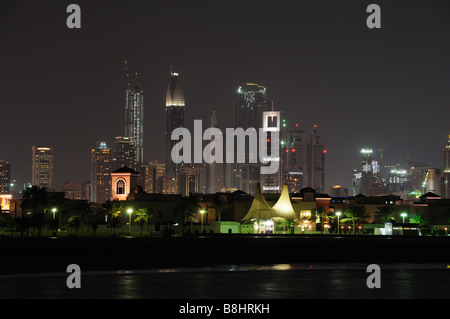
1 1 450 192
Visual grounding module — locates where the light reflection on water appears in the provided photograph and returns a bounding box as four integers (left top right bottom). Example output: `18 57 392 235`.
0 263 449 299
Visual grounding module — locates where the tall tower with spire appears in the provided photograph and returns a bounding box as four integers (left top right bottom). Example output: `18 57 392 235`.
124 61 144 167
165 68 185 179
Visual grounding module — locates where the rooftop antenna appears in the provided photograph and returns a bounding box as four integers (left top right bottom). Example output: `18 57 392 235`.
134 71 141 88
124 59 131 88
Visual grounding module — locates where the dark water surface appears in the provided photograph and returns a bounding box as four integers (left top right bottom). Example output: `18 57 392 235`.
1 264 449 299
1 236 450 299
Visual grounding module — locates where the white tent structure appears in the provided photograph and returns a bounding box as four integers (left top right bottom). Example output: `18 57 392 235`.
272 183 297 233
242 183 277 233
272 184 297 221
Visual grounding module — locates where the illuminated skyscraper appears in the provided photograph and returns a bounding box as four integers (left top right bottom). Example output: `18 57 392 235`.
0 161 11 194
165 69 185 179
125 70 144 166
144 161 165 193
358 148 385 196
31 146 54 189
230 83 268 194
90 142 112 203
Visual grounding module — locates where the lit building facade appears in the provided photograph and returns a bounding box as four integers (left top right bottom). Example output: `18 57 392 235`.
125 82 144 166
0 161 11 194
283 125 325 193
178 165 200 196
165 70 185 179
230 83 268 194
111 166 140 201
144 161 165 193
31 146 54 189
90 142 112 204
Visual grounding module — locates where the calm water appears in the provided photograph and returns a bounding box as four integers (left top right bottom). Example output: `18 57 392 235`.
0 263 449 299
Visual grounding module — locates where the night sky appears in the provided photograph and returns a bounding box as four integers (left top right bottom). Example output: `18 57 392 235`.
1 0 450 192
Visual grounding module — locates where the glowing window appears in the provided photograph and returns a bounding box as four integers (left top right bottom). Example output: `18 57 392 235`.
116 179 126 195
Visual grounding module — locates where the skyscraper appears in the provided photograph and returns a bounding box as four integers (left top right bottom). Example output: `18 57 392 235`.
307 127 326 192
90 142 112 204
207 110 225 193
230 83 268 194
125 72 144 166
144 161 165 193
31 146 54 189
112 136 136 170
284 128 308 192
165 69 185 179
358 148 384 196
0 161 10 194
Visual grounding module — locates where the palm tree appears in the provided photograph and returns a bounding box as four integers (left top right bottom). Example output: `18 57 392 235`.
411 214 429 228
15 216 30 237
211 196 231 232
375 205 399 223
340 205 368 233
101 200 123 236
21 186 48 236
311 207 327 234
87 216 99 237
134 207 152 236
175 194 200 235
68 215 82 236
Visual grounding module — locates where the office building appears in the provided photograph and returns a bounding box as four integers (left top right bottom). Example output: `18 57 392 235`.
31 146 54 189
144 161 165 193
207 110 225 193
178 165 200 196
307 127 326 192
125 73 144 166
0 161 11 194
90 142 112 204
283 125 326 193
230 83 268 194
113 136 136 170
165 69 185 179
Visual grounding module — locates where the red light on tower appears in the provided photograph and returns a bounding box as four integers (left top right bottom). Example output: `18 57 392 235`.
323 150 327 154
295 123 299 127
313 124 317 128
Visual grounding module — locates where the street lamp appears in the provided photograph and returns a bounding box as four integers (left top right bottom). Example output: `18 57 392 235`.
127 208 133 235
336 211 341 234
200 210 205 234
51 208 57 236
401 212 407 223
